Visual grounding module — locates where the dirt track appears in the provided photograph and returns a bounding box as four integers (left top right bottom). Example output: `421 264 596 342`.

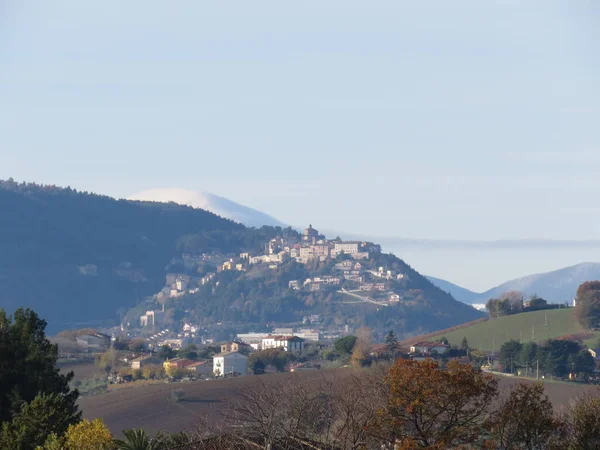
79 370 600 437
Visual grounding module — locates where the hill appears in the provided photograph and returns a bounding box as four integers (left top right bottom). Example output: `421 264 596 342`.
0 179 482 336
128 188 286 228
0 180 248 332
149 252 484 340
426 276 480 304
427 308 590 352
475 262 600 304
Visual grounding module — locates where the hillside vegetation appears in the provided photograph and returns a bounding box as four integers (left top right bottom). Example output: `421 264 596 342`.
431 308 586 351
0 180 243 332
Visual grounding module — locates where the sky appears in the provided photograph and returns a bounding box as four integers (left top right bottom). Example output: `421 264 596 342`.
1 1 599 291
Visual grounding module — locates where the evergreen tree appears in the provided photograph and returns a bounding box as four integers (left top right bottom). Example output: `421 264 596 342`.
460 336 469 350
385 330 398 358
0 308 79 425
0 393 81 450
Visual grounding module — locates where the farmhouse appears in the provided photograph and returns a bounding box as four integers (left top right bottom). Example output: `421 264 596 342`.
409 341 450 355
163 358 195 372
186 361 213 377
130 355 162 370
220 341 252 354
262 335 305 353
213 352 248 377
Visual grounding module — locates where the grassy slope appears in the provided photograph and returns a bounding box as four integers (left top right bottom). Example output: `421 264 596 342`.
432 308 587 351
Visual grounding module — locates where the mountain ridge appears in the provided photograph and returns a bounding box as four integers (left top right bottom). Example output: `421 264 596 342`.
428 262 600 305
128 188 287 228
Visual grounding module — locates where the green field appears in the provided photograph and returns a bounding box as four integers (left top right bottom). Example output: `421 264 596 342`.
433 308 594 351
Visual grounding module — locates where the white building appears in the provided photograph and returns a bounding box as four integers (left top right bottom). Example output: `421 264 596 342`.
296 330 320 342
140 309 166 327
213 352 248 377
334 241 361 255
262 335 305 353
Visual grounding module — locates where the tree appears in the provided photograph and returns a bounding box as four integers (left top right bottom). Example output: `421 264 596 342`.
499 340 523 373
575 281 600 329
460 336 469 350
385 330 399 358
528 296 549 311
439 336 449 345
128 339 146 353
0 393 81 450
157 345 175 361
59 418 113 450
569 350 595 378
334 335 357 356
564 395 600 450
350 327 372 368
487 383 564 450
178 344 198 360
113 429 165 450
0 308 80 427
373 359 498 448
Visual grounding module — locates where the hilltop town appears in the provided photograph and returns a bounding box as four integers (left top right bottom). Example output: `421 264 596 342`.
125 224 481 355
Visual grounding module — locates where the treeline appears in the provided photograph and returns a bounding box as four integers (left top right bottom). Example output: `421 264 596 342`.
497 338 595 379
486 292 556 319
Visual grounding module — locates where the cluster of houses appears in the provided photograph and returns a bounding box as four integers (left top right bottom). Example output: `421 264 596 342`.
127 334 308 378
215 225 382 273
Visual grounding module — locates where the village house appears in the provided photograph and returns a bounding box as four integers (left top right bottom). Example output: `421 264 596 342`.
140 309 166 327
186 361 213 377
220 341 252 354
163 357 195 372
389 293 401 302
299 246 314 262
261 335 305 353
313 276 341 285
311 243 332 260
288 280 300 290
130 355 162 370
359 282 388 292
334 241 361 255
409 341 450 355
213 352 248 377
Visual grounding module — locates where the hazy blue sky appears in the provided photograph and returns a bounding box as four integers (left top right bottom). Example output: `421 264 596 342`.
1 1 599 290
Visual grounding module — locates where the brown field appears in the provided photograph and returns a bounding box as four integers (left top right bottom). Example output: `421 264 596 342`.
79 369 600 437
58 360 104 382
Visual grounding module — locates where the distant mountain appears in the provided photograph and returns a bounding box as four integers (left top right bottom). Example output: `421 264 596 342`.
476 262 600 304
429 262 600 306
426 276 480 305
128 188 287 228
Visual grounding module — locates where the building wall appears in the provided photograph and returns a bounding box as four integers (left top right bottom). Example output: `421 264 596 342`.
213 354 248 376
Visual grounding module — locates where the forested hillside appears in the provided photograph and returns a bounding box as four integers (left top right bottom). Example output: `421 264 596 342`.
0 180 246 332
